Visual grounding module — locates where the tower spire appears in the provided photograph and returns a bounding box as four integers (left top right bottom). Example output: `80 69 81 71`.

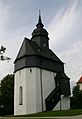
39 10 41 16
38 10 42 24
36 10 44 28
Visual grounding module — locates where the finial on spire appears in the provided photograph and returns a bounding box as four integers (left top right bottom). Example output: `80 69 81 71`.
39 10 41 17
38 10 41 23
36 10 44 28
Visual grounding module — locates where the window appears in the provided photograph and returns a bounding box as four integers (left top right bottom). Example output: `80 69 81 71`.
30 69 32 73
19 86 23 105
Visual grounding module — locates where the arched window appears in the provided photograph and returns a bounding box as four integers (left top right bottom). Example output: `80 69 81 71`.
19 86 23 105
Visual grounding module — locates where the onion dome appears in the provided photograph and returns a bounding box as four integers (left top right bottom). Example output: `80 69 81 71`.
31 11 49 49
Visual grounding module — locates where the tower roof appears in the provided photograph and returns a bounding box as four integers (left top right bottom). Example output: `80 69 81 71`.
31 11 48 40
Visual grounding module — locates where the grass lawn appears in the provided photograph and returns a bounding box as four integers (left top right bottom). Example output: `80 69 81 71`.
1 109 82 119
16 109 82 117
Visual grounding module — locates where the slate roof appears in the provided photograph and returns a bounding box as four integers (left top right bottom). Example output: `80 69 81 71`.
77 76 82 83
15 37 63 64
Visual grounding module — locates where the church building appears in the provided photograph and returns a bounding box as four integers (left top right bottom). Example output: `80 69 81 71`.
14 13 70 115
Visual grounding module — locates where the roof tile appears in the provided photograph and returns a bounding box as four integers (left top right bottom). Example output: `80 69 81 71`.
77 76 82 83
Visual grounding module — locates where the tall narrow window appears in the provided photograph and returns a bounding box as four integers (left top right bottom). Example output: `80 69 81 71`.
19 86 23 105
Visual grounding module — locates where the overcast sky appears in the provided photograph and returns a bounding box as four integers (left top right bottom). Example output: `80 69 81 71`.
0 0 82 91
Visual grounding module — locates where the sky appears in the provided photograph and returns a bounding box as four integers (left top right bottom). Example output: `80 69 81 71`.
0 0 82 91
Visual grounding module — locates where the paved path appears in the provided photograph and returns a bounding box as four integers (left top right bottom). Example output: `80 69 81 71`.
0 115 82 119
53 115 82 119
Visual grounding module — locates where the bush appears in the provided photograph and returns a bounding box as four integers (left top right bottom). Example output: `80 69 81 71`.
70 85 82 109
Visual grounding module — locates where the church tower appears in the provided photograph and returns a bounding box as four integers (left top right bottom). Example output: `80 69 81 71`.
14 13 70 115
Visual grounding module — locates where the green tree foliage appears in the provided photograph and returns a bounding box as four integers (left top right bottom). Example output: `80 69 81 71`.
70 85 82 109
1 74 14 115
72 85 80 99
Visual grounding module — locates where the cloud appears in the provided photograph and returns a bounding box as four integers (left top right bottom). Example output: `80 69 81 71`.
59 40 82 74
59 40 82 91
0 1 12 79
48 0 79 50
47 0 81 90
0 1 30 80
0 1 23 79
0 1 12 42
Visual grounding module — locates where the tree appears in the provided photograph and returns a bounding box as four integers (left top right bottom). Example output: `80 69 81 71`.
1 74 14 115
72 85 80 99
70 85 82 109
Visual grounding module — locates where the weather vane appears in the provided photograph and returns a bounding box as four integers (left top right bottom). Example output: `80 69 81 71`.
0 46 11 61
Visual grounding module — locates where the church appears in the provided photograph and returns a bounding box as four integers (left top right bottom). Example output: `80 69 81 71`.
14 13 70 115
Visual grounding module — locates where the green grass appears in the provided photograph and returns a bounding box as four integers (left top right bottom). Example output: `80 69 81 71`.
1 109 82 119
14 109 82 117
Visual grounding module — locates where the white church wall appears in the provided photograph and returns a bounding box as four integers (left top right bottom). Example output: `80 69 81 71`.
36 68 42 112
14 67 70 115
14 69 27 115
14 67 42 115
53 101 60 111
42 69 56 111
61 96 70 110
26 68 36 114
53 96 70 111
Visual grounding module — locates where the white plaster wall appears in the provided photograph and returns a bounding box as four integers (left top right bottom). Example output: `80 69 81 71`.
14 68 27 115
25 68 56 113
78 83 82 90
53 101 60 111
14 67 57 115
36 68 42 112
14 67 42 115
15 67 70 115
26 68 36 114
61 96 70 110
42 70 56 111
53 96 70 111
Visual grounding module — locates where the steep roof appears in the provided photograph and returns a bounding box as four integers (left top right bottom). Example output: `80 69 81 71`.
15 37 63 64
77 76 82 84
